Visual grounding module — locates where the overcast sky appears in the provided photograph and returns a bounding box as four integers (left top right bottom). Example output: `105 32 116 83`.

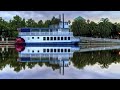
1 63 120 79
0 11 120 23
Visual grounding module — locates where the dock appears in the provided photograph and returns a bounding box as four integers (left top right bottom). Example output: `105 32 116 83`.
0 41 15 45
1 36 120 45
77 36 120 43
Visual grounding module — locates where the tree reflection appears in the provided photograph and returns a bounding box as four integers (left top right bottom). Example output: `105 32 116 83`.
0 48 62 72
71 50 120 69
1 48 120 72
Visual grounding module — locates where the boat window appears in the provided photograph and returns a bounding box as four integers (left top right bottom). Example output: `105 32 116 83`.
54 49 56 52
64 49 67 52
31 29 39 32
47 49 49 52
38 50 40 52
37 37 39 39
43 49 46 52
64 37 67 40
68 37 70 40
58 37 60 40
47 37 49 40
21 28 30 32
68 49 70 52
58 49 60 52
43 37 46 40
61 37 63 40
32 37 34 39
54 37 56 40
28 49 30 52
61 49 63 52
50 29 52 32
41 29 49 32
50 37 53 40
32 50 34 53
51 49 53 52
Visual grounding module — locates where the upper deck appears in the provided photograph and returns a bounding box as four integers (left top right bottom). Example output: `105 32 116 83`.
17 21 70 32
17 14 72 36
18 28 73 36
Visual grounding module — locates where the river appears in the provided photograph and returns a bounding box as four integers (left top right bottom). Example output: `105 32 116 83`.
0 45 120 79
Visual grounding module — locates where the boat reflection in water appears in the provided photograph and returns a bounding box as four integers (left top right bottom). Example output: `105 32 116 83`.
16 44 80 75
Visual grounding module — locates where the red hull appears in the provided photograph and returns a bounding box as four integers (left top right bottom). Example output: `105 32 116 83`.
15 37 25 44
15 37 25 52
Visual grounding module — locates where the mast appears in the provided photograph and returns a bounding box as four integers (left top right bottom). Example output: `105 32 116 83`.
62 14 64 28
63 60 64 75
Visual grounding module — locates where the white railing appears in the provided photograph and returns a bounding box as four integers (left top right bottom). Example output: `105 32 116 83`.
71 37 80 41
78 36 120 43
19 32 73 36
19 53 73 57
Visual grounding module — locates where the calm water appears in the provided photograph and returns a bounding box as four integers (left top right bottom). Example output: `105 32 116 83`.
1 45 120 79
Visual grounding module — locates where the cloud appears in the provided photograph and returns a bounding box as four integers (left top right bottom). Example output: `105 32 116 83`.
0 11 120 23
1 63 120 79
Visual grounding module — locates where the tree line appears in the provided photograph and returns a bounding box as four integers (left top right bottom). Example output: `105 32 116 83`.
0 15 120 39
0 48 120 72
71 50 120 69
71 17 120 38
0 15 60 39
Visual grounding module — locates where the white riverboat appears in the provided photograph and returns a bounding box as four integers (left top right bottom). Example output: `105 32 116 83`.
16 45 80 74
15 14 80 45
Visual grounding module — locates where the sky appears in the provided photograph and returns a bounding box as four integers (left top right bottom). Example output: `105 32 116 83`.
0 11 120 23
0 63 120 79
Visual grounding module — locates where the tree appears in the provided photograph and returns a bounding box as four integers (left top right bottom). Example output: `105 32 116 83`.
51 16 60 25
44 20 51 28
97 18 113 38
26 18 37 27
9 15 26 37
71 18 88 36
37 20 43 27
88 21 98 37
21 18 26 27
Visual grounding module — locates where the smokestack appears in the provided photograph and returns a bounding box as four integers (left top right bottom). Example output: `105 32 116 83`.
62 14 64 28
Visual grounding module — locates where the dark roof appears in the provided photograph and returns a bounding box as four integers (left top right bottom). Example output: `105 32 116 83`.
17 27 69 32
74 16 86 21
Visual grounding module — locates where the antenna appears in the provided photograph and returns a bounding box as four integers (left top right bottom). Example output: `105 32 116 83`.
62 14 64 28
63 60 64 75
59 66 61 74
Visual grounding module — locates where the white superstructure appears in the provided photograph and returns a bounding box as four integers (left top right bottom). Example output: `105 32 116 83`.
16 14 80 45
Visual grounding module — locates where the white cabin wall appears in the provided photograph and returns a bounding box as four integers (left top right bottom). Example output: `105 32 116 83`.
20 47 72 54
59 22 69 28
21 36 73 43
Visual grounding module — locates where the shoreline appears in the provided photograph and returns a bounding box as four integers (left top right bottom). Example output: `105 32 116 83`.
0 42 120 45
78 42 120 45
0 41 15 45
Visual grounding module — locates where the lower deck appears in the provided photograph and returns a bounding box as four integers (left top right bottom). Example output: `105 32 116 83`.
25 42 79 45
19 35 80 43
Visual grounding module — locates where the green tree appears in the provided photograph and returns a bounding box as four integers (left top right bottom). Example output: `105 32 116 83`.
37 20 43 27
71 18 88 36
51 16 60 25
26 18 37 27
44 20 51 28
98 18 113 38
89 21 98 37
9 15 26 37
